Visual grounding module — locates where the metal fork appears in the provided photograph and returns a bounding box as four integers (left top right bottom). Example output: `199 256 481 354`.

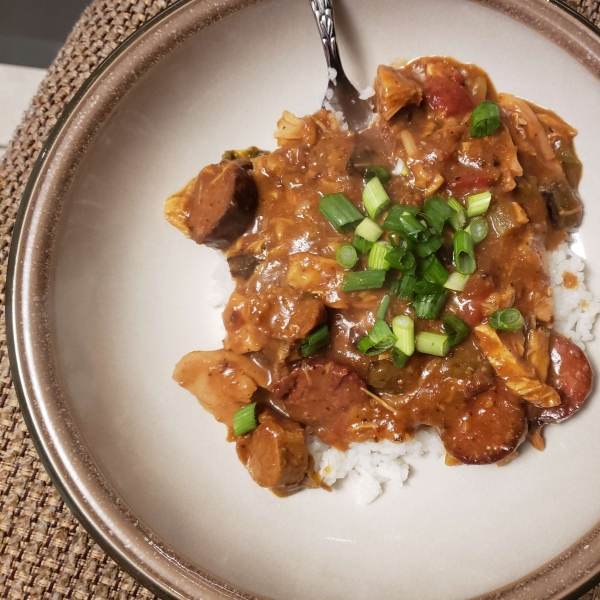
309 0 375 132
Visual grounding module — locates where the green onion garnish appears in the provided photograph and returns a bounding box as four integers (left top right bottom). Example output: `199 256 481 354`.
392 347 409 368
465 217 488 243
422 196 457 233
466 191 492 218
386 248 416 271
392 315 415 356
355 217 383 242
301 324 330 357
353 235 373 254
363 177 391 220
454 230 476 275
471 101 501 138
364 165 391 184
384 210 429 244
415 332 450 357
368 241 392 270
357 320 397 356
422 255 450 286
394 273 417 300
416 234 443 258
377 295 391 320
489 308 524 332
336 244 358 269
342 270 387 292
319 193 364 233
442 315 470 346
383 205 421 231
413 288 448 320
448 198 467 230
444 272 470 292
233 402 258 436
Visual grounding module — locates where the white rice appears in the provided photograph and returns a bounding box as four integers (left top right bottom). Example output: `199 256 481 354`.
308 429 444 505
359 86 376 100
548 237 600 349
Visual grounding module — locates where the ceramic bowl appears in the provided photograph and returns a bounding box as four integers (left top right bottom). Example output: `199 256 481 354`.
8 0 600 598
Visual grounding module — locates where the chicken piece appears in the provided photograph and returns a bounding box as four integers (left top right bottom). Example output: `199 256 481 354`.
499 94 583 228
499 93 561 175
374 65 423 121
274 110 318 147
173 350 268 425
474 324 560 407
481 285 515 317
287 253 348 309
525 327 550 381
236 409 308 491
440 383 526 465
222 292 268 354
186 160 258 249
249 286 326 342
164 178 194 237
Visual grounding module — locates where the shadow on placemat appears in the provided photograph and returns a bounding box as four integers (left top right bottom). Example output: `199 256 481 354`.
1 0 600 598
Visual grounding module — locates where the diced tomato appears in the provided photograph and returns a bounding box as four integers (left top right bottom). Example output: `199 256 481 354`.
424 74 475 116
447 172 494 197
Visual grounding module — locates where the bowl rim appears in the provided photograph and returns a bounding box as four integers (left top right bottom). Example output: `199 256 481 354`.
6 0 600 598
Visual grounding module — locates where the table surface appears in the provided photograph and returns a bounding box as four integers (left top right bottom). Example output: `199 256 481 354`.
1 0 600 598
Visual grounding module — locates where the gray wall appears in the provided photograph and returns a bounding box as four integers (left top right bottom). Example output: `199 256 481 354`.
0 0 91 67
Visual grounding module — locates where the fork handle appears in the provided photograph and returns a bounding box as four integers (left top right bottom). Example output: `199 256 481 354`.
309 0 343 74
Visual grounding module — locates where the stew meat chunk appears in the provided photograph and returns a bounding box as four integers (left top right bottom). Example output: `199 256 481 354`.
166 56 593 494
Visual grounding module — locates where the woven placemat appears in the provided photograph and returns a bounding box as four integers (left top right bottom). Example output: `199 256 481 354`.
1 0 600 598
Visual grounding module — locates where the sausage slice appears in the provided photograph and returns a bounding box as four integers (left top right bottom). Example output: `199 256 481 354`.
529 333 593 423
274 360 369 447
440 383 527 465
187 160 258 249
236 410 308 490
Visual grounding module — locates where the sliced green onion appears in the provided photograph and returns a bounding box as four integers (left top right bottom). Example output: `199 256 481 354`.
422 196 457 233
394 273 417 300
233 402 258 436
301 324 330 357
413 289 448 320
384 209 429 243
454 230 476 275
465 217 488 243
357 337 375 355
471 101 501 138
392 347 409 368
355 217 383 242
392 315 415 356
353 235 373 254
466 191 492 218
415 332 450 357
336 244 358 269
364 165 391 184
383 204 421 231
377 295 391 320
342 270 387 292
363 177 391 219
489 308 524 332
416 233 443 258
442 315 470 346
414 280 444 295
422 255 450 285
357 320 397 357
319 193 364 233
448 198 467 230
368 241 392 270
444 272 471 292
386 248 416 271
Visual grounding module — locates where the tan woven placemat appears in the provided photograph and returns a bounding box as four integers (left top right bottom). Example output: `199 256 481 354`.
1 0 600 597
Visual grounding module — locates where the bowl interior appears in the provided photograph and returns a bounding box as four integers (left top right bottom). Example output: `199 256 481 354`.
50 0 600 598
